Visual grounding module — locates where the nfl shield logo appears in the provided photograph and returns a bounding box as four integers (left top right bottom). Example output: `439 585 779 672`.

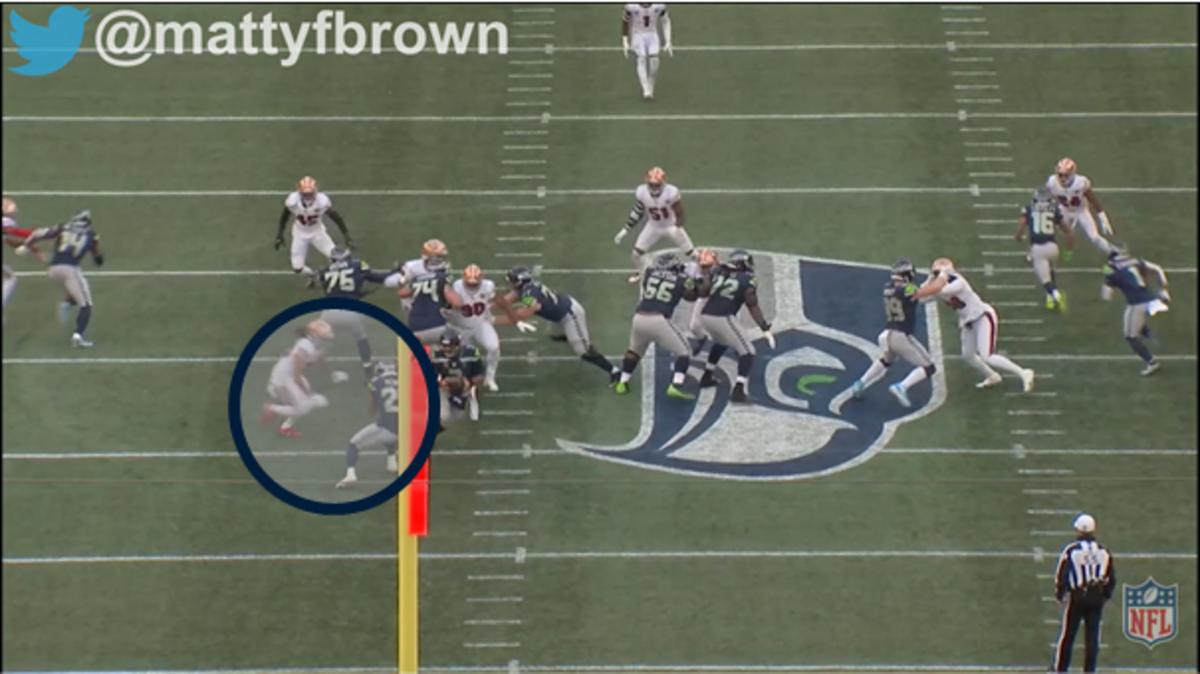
1123 577 1178 648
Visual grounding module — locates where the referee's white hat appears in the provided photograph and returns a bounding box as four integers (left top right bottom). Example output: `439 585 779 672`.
1073 513 1096 534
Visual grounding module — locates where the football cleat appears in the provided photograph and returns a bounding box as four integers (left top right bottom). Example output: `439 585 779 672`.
386 454 399 473
850 380 865 399
71 332 93 348
1140 360 1161 377
463 263 484 287
1055 157 1076 186
730 383 749 403
609 368 621 385
975 373 1002 389
646 166 666 195
335 469 358 489
614 381 629 395
889 383 911 408
278 426 302 439
484 377 499 392
699 370 718 388
1020 369 1036 392
1044 295 1056 311
666 384 695 400
468 389 480 421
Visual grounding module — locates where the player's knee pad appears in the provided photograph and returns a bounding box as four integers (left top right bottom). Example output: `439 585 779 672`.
879 358 892 368
924 364 937 377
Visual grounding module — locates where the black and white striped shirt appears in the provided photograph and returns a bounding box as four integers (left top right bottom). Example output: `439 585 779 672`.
1054 538 1115 601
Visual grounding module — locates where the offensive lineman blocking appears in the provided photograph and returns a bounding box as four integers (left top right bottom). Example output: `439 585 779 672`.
616 252 699 399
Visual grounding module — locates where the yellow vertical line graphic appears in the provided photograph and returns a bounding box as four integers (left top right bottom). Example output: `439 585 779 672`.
396 338 419 674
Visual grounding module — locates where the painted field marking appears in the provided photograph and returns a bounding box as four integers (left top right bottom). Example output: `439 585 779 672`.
4 186 1190 197
472 531 529 538
1028 509 1080 516
1018 469 1074 475
476 489 533 496
7 548 1194 566
1022 489 1078 495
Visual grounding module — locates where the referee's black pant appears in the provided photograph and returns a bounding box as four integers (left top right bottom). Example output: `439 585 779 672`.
1053 591 1106 672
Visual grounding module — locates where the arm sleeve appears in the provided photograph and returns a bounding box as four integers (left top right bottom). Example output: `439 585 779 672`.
1103 550 1116 599
1054 546 1070 600
625 200 646 229
277 207 291 234
326 209 350 238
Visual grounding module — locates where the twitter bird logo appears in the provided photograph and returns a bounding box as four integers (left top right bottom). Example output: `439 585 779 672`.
8 6 90 76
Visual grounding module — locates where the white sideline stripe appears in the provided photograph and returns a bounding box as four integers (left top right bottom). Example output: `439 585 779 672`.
6 447 1194 461
3 186 1192 198
6 549 1193 565
3 111 1194 124
8 265 1198 278
6 40 1194 55
3 665 1188 674
5 353 1197 365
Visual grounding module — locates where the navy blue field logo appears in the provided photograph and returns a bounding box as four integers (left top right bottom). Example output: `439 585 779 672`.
559 252 946 479
1124 577 1178 648
8 6 90 76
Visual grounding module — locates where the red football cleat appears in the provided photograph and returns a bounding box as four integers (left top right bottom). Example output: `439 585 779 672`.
277 426 302 440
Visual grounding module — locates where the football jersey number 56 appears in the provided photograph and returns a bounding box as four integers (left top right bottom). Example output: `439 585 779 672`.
642 276 676 302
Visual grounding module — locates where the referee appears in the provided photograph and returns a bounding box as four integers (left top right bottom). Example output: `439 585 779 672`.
1051 513 1116 672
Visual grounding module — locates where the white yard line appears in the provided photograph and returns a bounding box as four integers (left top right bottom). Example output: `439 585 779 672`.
6 548 1193 565
4 110 1195 124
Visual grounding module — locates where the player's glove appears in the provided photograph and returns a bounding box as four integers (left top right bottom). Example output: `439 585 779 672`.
614 228 629 245
515 320 538 333
1159 289 1171 303
622 36 630 58
760 324 775 349
14 245 28 257
1098 211 1114 237
94 254 104 267
664 42 674 57
331 370 349 384
274 234 285 250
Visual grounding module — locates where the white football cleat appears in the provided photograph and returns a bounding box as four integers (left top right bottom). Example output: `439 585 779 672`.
386 454 399 473
336 469 358 489
975 373 1002 389
468 389 480 421
484 378 499 392
330 370 349 383
1020 368 1036 392
1140 361 1161 377
71 332 94 348
627 273 641 284
889 383 911 408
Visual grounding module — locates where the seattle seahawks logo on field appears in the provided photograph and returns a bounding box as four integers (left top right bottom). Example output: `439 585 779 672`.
558 252 947 479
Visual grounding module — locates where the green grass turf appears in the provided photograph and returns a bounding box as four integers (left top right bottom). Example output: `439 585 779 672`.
3 3 1197 671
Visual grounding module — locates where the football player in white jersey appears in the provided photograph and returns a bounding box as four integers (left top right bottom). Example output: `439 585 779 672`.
399 239 448 309
447 264 504 391
614 167 694 283
621 3 673 100
260 319 343 439
275 176 354 279
1045 158 1114 255
2 197 33 313
914 258 1035 392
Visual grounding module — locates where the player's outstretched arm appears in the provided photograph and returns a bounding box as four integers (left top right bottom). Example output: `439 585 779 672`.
1085 187 1113 236
621 7 631 57
90 238 104 267
672 199 685 228
912 274 948 300
662 10 673 56
275 208 290 249
1014 212 1028 242
325 209 352 247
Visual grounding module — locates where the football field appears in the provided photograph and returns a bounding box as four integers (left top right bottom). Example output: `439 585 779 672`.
2 3 1197 672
